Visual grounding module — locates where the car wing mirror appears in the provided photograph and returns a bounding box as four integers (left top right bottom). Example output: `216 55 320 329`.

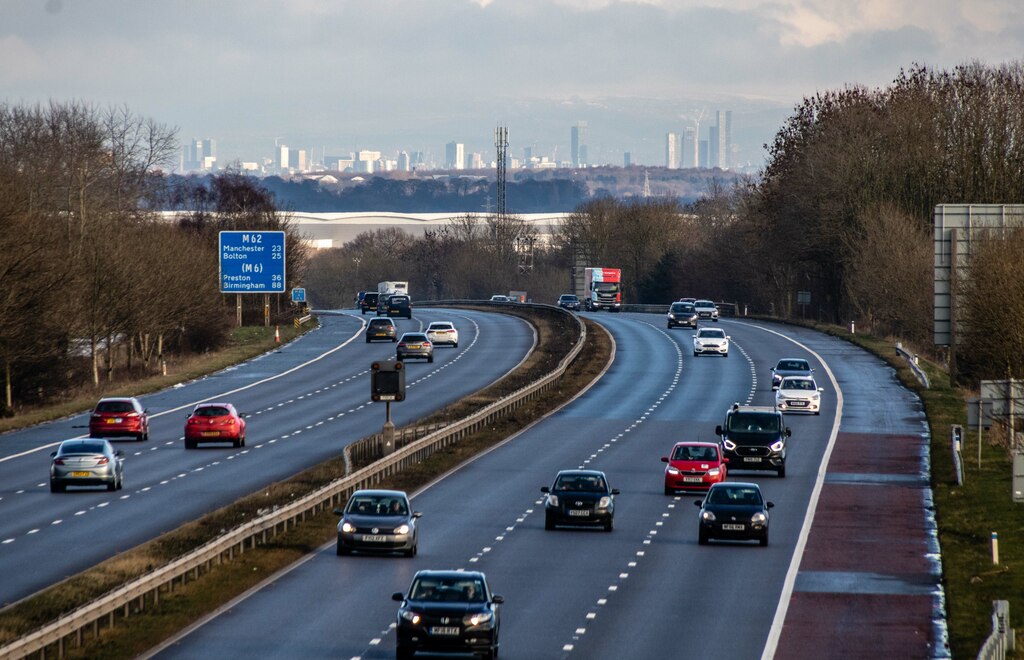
693 499 703 507
722 457 730 463
785 428 792 437
492 595 505 604
766 501 775 509
333 508 344 516
115 450 124 457
611 489 620 496
660 456 669 463
392 592 405 602
818 387 824 392
50 451 57 457
715 425 723 436
540 486 550 493
412 511 423 518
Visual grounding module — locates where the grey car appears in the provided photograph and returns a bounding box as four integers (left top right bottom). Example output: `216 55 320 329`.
397 332 434 363
50 439 124 492
770 357 814 390
335 489 421 556
667 302 698 328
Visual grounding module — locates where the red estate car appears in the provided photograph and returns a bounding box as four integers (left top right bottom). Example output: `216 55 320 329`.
661 442 727 494
184 403 246 449
89 397 149 442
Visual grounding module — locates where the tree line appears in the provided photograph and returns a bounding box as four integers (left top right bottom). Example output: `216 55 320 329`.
0 102 305 414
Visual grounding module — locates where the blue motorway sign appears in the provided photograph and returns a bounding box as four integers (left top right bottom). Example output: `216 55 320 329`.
291 287 306 303
219 231 286 293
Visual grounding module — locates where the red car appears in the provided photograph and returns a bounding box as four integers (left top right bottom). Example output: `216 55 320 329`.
89 397 149 441
184 403 246 449
661 442 727 494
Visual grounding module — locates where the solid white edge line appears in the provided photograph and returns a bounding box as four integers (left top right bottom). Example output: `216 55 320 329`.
0 316 367 464
724 321 844 660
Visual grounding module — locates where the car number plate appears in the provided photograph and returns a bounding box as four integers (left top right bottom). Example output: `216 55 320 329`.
722 523 745 531
568 509 590 516
743 457 762 462
361 535 387 542
202 431 220 437
430 626 460 636
70 471 91 477
790 400 807 406
683 476 704 483
106 418 121 424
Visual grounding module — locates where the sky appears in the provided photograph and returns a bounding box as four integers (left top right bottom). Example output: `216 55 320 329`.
2 0 1022 168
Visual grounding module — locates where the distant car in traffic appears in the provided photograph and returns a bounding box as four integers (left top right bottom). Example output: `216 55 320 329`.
360 292 380 315
667 301 698 329
184 403 246 449
89 397 149 441
426 321 459 347
770 357 814 390
386 294 413 319
693 299 719 321
557 294 581 311
335 489 420 557
355 291 367 308
678 297 696 303
542 469 619 531
397 332 434 363
775 375 824 415
489 294 512 302
692 327 730 357
695 481 774 546
662 442 728 494
393 570 503 660
50 438 124 492
366 317 398 343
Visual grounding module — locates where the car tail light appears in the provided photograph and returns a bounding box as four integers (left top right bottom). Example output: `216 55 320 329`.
95 457 109 465
53 458 65 466
123 412 139 419
398 343 406 348
188 417 199 425
223 418 236 426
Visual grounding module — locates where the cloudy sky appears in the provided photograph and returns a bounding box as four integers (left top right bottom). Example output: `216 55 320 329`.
2 0 1022 167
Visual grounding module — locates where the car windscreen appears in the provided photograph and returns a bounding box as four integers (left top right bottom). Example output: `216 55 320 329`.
429 323 453 330
194 406 230 417
554 475 607 492
560 295 577 301
695 301 714 308
96 401 134 413
594 283 619 293
411 577 486 602
369 319 392 327
698 330 726 338
708 486 762 505
59 441 107 455
346 495 408 516
673 445 718 461
401 334 427 342
778 360 809 371
781 379 815 391
727 413 781 433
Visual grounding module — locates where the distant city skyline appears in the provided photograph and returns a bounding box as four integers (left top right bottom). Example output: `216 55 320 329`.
5 1 1021 171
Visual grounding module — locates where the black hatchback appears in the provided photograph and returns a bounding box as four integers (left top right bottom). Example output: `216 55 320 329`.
542 469 619 531
393 570 503 660
695 481 774 546
360 292 380 315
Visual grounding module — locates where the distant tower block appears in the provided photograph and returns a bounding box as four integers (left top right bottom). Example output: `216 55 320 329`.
642 170 652 197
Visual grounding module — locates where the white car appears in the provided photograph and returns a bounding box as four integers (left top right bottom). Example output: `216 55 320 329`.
426 321 459 347
775 376 823 414
489 295 512 302
692 328 730 357
693 299 719 321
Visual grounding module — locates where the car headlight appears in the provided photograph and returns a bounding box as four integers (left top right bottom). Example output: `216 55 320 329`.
341 521 355 533
394 524 410 535
723 439 737 451
667 467 680 475
811 392 820 400
465 611 493 626
598 496 612 509
751 512 767 524
707 467 720 476
701 510 716 521
668 314 676 319
401 610 421 624
770 439 785 452
547 494 559 507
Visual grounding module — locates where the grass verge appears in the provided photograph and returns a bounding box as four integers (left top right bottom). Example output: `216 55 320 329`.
0 312 611 659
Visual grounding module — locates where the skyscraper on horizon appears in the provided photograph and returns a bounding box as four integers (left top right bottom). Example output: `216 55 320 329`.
682 127 696 169
665 132 679 169
445 142 465 170
571 121 587 167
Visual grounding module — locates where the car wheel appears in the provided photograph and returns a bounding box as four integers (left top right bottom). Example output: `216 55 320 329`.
693 351 700 357
139 431 148 442
50 481 64 493
480 648 496 660
360 309 366 315
604 518 614 532
453 343 458 348
117 472 124 490
760 531 769 547
106 478 117 492
396 645 414 660
185 438 196 449
777 463 786 478
366 337 371 343
814 411 821 415
428 355 434 363
724 352 729 358
337 542 351 557
240 435 246 447
544 514 555 531
698 529 709 545
664 486 673 496
404 544 416 558
392 337 397 342
233 436 242 448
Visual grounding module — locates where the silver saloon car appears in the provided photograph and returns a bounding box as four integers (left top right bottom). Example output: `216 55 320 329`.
335 489 421 556
50 439 124 492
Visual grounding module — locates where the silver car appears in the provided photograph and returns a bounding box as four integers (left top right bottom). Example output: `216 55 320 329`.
397 332 434 362
770 358 814 390
334 489 421 556
50 439 124 492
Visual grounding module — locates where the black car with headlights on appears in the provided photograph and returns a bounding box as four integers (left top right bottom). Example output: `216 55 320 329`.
695 481 774 546
542 469 619 531
393 570 503 660
716 403 791 478
334 489 420 556
667 301 699 329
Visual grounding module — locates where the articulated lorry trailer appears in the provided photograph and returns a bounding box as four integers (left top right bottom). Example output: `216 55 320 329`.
583 267 622 311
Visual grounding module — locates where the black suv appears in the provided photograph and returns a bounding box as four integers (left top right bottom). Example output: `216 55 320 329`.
716 404 791 477
360 292 380 315
385 294 413 319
